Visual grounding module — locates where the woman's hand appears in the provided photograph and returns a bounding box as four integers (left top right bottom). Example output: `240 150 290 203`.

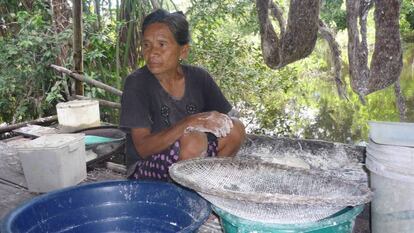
185 111 233 137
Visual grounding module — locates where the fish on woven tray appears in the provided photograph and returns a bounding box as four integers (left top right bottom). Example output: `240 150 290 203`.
169 157 373 224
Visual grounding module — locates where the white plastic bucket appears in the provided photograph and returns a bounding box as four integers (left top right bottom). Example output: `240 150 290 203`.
366 121 414 233
369 121 414 147
366 143 414 172
56 100 100 131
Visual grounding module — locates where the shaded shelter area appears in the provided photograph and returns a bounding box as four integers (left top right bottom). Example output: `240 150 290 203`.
4 0 405 231
0 131 371 232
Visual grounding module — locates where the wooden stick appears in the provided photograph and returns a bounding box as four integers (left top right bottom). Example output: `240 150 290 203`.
50 64 123 97
0 115 58 134
72 95 121 109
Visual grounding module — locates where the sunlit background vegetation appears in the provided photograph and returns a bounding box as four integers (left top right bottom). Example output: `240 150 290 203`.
0 0 413 144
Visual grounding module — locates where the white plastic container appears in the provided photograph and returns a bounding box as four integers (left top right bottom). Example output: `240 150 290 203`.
56 100 100 131
16 134 87 193
369 121 414 147
366 121 414 233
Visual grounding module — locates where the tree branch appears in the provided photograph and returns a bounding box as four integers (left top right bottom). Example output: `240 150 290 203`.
394 78 407 121
269 0 285 35
150 0 160 9
318 20 346 99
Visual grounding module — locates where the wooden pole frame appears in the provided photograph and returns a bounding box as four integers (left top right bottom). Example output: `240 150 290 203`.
72 95 121 109
0 116 58 134
50 64 123 97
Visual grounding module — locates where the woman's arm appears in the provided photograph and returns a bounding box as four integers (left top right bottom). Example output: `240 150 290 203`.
131 111 233 158
131 117 190 158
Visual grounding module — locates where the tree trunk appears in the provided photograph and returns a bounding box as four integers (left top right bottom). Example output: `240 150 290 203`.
51 0 71 97
117 0 152 75
119 0 139 70
73 0 84 96
256 0 320 69
346 0 403 100
94 0 101 30
109 0 113 21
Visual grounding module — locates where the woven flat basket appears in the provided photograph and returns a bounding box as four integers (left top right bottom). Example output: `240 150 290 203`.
169 157 372 224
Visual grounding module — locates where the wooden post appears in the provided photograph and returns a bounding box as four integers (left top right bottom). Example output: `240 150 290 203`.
73 0 84 95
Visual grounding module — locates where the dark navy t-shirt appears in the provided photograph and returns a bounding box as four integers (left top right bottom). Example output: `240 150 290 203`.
120 64 232 166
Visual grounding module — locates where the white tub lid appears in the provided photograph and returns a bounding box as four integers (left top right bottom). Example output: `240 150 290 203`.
16 134 84 150
56 100 99 109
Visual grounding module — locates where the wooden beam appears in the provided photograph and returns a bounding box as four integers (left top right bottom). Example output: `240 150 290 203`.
73 0 84 95
50 64 123 96
0 115 58 134
72 95 121 109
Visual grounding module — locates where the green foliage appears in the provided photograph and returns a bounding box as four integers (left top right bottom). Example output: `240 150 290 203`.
1 0 413 145
320 0 347 31
187 0 308 137
83 15 119 88
184 0 414 143
0 0 127 124
0 5 71 123
402 0 414 29
81 13 122 123
406 11 414 29
400 0 414 41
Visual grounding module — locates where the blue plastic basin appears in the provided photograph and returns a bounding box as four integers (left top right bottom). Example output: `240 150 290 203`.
1 180 211 233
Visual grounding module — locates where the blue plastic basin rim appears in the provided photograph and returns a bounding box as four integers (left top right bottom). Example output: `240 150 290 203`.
1 179 211 233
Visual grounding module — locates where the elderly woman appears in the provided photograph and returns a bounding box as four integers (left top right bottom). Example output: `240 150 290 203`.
120 9 245 181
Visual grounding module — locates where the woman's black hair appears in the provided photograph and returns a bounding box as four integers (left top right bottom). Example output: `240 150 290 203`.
142 9 190 45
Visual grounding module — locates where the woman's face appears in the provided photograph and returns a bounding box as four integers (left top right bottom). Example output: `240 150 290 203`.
142 23 188 76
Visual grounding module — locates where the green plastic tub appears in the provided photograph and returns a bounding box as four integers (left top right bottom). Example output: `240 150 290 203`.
213 205 364 233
